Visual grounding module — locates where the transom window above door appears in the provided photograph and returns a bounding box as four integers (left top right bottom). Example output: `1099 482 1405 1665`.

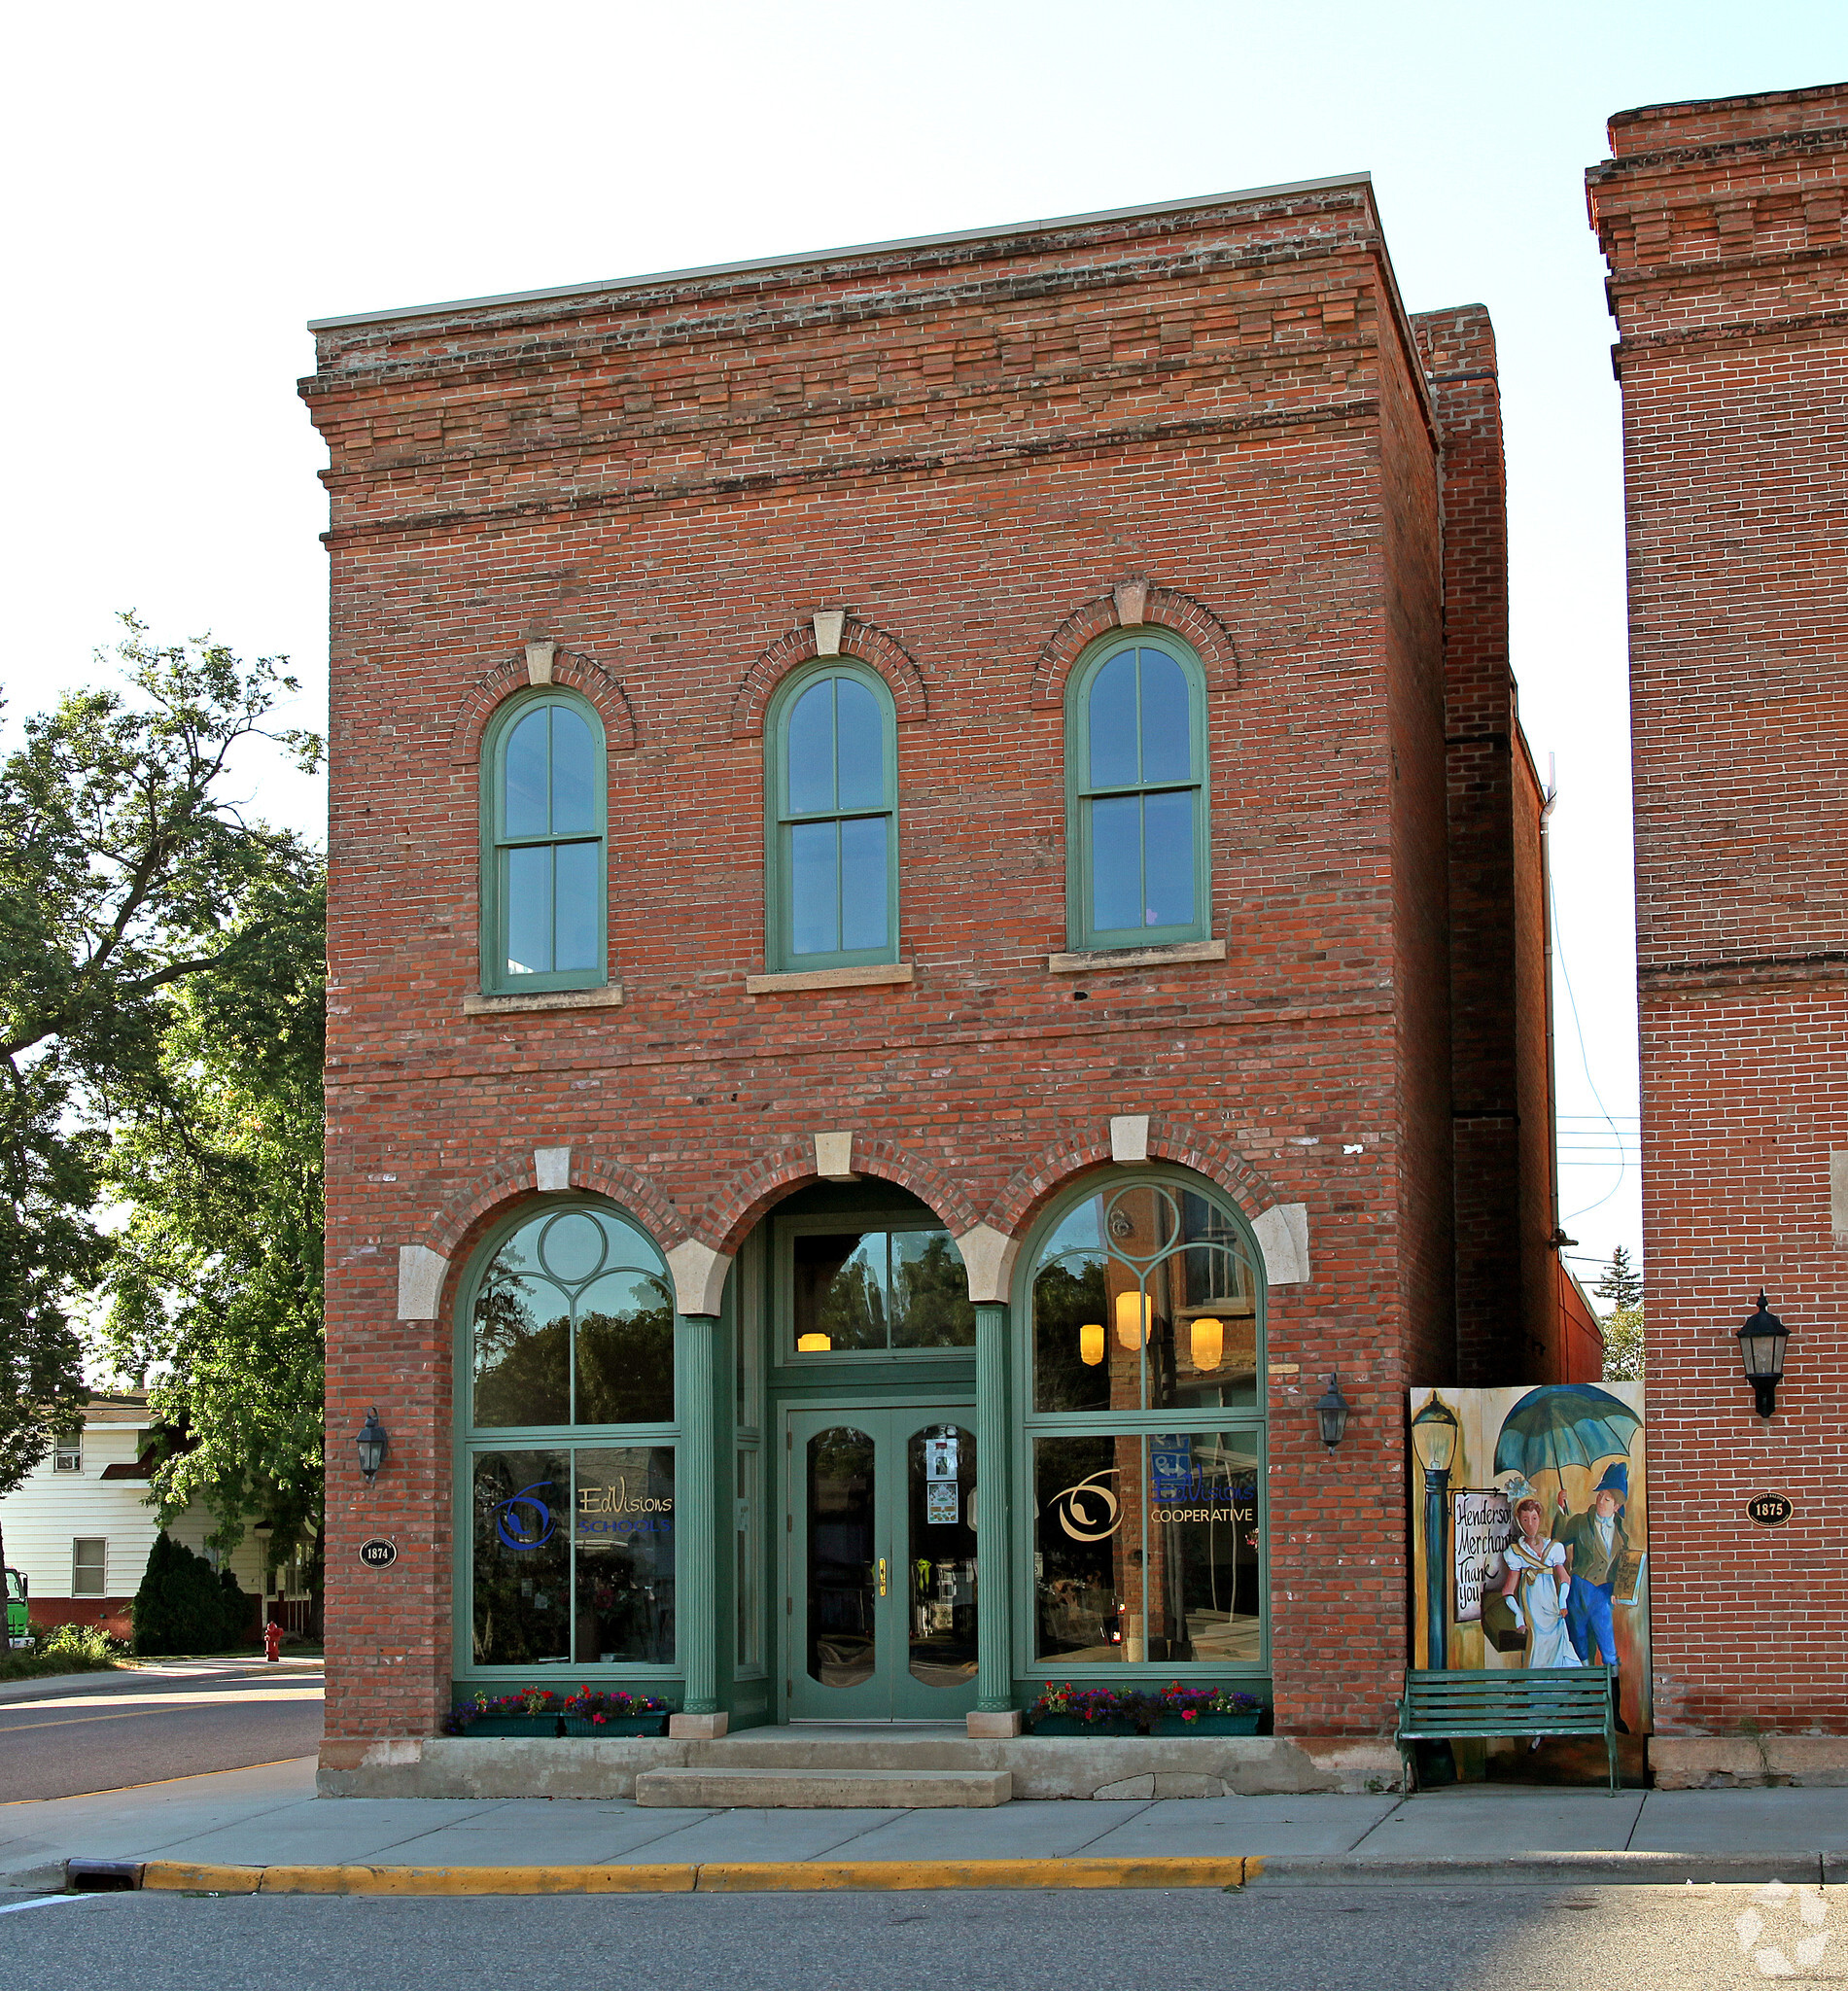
783 1219 974 1356
765 663 899 971
1066 635 1209 951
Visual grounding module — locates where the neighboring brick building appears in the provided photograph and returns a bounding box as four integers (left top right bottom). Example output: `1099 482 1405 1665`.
301 176 1561 1794
1588 84 1848 1779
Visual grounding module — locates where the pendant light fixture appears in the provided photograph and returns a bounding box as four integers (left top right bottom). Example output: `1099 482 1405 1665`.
1079 1322 1105 1366
1191 1317 1224 1372
1114 1290 1150 1350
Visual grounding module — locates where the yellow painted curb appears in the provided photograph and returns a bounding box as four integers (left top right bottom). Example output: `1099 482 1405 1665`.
694 1857 1247 1892
138 1856 1249 1897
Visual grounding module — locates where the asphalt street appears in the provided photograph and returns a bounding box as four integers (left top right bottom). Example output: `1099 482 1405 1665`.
0 1662 323 1802
0 1882 1831 1990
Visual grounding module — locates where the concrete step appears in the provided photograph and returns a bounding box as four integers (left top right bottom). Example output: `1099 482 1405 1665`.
635 1766 1012 1809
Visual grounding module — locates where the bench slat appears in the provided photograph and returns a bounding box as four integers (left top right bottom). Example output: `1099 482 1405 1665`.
1396 1666 1620 1796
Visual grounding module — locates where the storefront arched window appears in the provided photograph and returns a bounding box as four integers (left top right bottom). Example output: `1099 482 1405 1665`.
1021 1170 1267 1677
456 1201 679 1677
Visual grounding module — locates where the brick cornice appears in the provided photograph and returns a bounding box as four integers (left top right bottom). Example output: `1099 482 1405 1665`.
729 615 928 740
1030 581 1241 709
448 647 638 765
1611 304 1848 370
321 398 1381 550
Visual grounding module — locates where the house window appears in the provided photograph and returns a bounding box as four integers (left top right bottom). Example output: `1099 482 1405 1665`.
460 1200 680 1672
1066 635 1209 950
480 691 607 994
72 1539 107 1596
766 664 898 970
52 1437 82 1473
1023 1170 1265 1674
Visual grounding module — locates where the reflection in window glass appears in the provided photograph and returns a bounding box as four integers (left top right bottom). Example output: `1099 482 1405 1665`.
908 1424 977 1687
1030 1183 1257 1413
736 1449 760 1667
807 1425 876 1687
493 696 603 984
473 1208 674 1427
776 668 895 966
472 1449 571 1666
574 1447 676 1663
1033 1434 1260 1665
791 1227 974 1354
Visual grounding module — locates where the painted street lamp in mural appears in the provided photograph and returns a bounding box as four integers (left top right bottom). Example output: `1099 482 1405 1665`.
1736 1290 1789 1419
1315 1373 1351 1449
1411 1393 1458 1668
355 1408 389 1488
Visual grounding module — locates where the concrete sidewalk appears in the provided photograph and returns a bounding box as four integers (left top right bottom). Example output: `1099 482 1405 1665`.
4 1758 1845 1892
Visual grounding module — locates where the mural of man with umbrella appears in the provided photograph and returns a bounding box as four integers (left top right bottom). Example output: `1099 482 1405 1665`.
1493 1384 1646 1727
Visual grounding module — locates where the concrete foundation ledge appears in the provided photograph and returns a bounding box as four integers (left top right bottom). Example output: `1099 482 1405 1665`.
124 1857 1250 1897
1653 1735 1848 1789
637 1767 1011 1808
317 1733 1403 1799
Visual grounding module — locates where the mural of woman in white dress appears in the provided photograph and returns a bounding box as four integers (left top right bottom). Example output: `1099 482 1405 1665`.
1498 1496 1581 1670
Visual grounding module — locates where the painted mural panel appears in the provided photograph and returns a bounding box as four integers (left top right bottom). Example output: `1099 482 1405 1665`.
1408 1382 1650 1734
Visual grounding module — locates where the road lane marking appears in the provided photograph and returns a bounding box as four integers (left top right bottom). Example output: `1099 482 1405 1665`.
0 1895 106 1915
1 1706 323 1733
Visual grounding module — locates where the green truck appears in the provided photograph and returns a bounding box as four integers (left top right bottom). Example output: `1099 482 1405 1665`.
6 1566 28 1647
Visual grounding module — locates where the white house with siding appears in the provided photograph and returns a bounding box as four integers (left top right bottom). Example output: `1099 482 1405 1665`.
0 1392 269 1640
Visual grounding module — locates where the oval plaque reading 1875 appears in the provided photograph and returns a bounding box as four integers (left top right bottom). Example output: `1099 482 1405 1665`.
1746 1494 1794 1527
358 1537 399 1568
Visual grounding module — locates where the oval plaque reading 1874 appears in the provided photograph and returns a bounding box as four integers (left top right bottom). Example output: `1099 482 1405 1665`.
358 1537 399 1568
1746 1494 1794 1527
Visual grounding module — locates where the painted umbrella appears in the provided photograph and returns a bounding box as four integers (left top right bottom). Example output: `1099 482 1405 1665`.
1492 1385 1641 1479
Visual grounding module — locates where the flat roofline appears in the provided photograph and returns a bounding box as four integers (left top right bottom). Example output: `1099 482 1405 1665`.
306 172 1374 332
1609 78 1848 127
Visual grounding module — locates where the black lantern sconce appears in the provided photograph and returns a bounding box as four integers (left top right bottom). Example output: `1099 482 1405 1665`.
1315 1373 1352 1449
1736 1291 1789 1419
355 1407 390 1487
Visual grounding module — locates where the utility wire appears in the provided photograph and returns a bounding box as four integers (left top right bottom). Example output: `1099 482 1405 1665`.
1552 871 1630 1223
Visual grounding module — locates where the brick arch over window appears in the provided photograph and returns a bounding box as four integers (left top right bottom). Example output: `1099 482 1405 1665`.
1030 580 1241 710
984 1116 1285 1244
729 615 929 740
425 1148 689 1266
449 648 638 766
698 1136 983 1256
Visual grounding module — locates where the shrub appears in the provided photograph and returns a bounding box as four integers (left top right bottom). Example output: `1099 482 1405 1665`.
130 1532 253 1655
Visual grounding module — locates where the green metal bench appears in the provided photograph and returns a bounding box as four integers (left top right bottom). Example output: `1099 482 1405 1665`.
1396 1665 1620 1794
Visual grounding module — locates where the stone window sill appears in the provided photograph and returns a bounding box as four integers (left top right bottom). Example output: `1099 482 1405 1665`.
463 985 626 1016
1046 939 1227 975
745 962 915 996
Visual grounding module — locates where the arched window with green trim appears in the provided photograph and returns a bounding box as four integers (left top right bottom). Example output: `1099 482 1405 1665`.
765 661 898 970
480 690 606 994
457 1200 679 1675
1019 1169 1267 1679
1065 634 1209 951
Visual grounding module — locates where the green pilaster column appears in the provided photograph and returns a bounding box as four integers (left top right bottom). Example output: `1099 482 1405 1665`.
974 1300 1015 1713
675 1310 729 1717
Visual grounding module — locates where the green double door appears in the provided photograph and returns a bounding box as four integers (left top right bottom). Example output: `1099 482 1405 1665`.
785 1405 980 1722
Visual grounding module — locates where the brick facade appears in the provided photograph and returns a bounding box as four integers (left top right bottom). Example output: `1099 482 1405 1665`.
1588 85 1848 1746
303 179 1558 1757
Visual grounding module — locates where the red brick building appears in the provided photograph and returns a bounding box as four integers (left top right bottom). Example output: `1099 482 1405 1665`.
302 177 1561 1795
1588 84 1848 1780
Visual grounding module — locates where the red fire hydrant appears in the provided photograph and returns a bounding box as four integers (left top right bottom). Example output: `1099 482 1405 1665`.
262 1620 283 1663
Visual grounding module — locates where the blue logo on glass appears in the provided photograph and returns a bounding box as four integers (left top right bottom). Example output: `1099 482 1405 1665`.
493 1481 556 1550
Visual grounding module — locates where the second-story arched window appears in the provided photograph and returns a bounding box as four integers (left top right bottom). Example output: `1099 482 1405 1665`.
480 690 606 994
1066 634 1209 951
766 662 898 971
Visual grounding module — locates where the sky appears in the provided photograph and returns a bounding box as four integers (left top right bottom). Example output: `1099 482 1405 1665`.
5 1 1843 1296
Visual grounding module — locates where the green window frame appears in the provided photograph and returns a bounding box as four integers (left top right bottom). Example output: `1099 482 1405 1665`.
1064 632 1210 951
452 1198 680 1684
1013 1167 1269 1683
764 661 899 972
479 689 607 995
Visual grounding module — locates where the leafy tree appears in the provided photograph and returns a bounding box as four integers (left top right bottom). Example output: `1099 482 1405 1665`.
0 617 320 1596
1593 1245 1644 1312
1602 1304 1646 1380
103 856 327 1632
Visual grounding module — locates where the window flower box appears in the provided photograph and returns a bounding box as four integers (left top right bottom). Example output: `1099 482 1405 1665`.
1027 1714 1142 1737
444 1688 672 1738
1151 1711 1261 1735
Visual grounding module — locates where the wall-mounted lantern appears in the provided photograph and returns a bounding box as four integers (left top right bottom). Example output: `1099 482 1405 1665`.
1315 1373 1351 1449
1736 1291 1789 1419
355 1407 390 1487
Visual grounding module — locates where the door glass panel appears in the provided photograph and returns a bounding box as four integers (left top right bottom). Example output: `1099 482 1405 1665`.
573 1447 676 1663
907 1424 977 1688
807 1425 877 1688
